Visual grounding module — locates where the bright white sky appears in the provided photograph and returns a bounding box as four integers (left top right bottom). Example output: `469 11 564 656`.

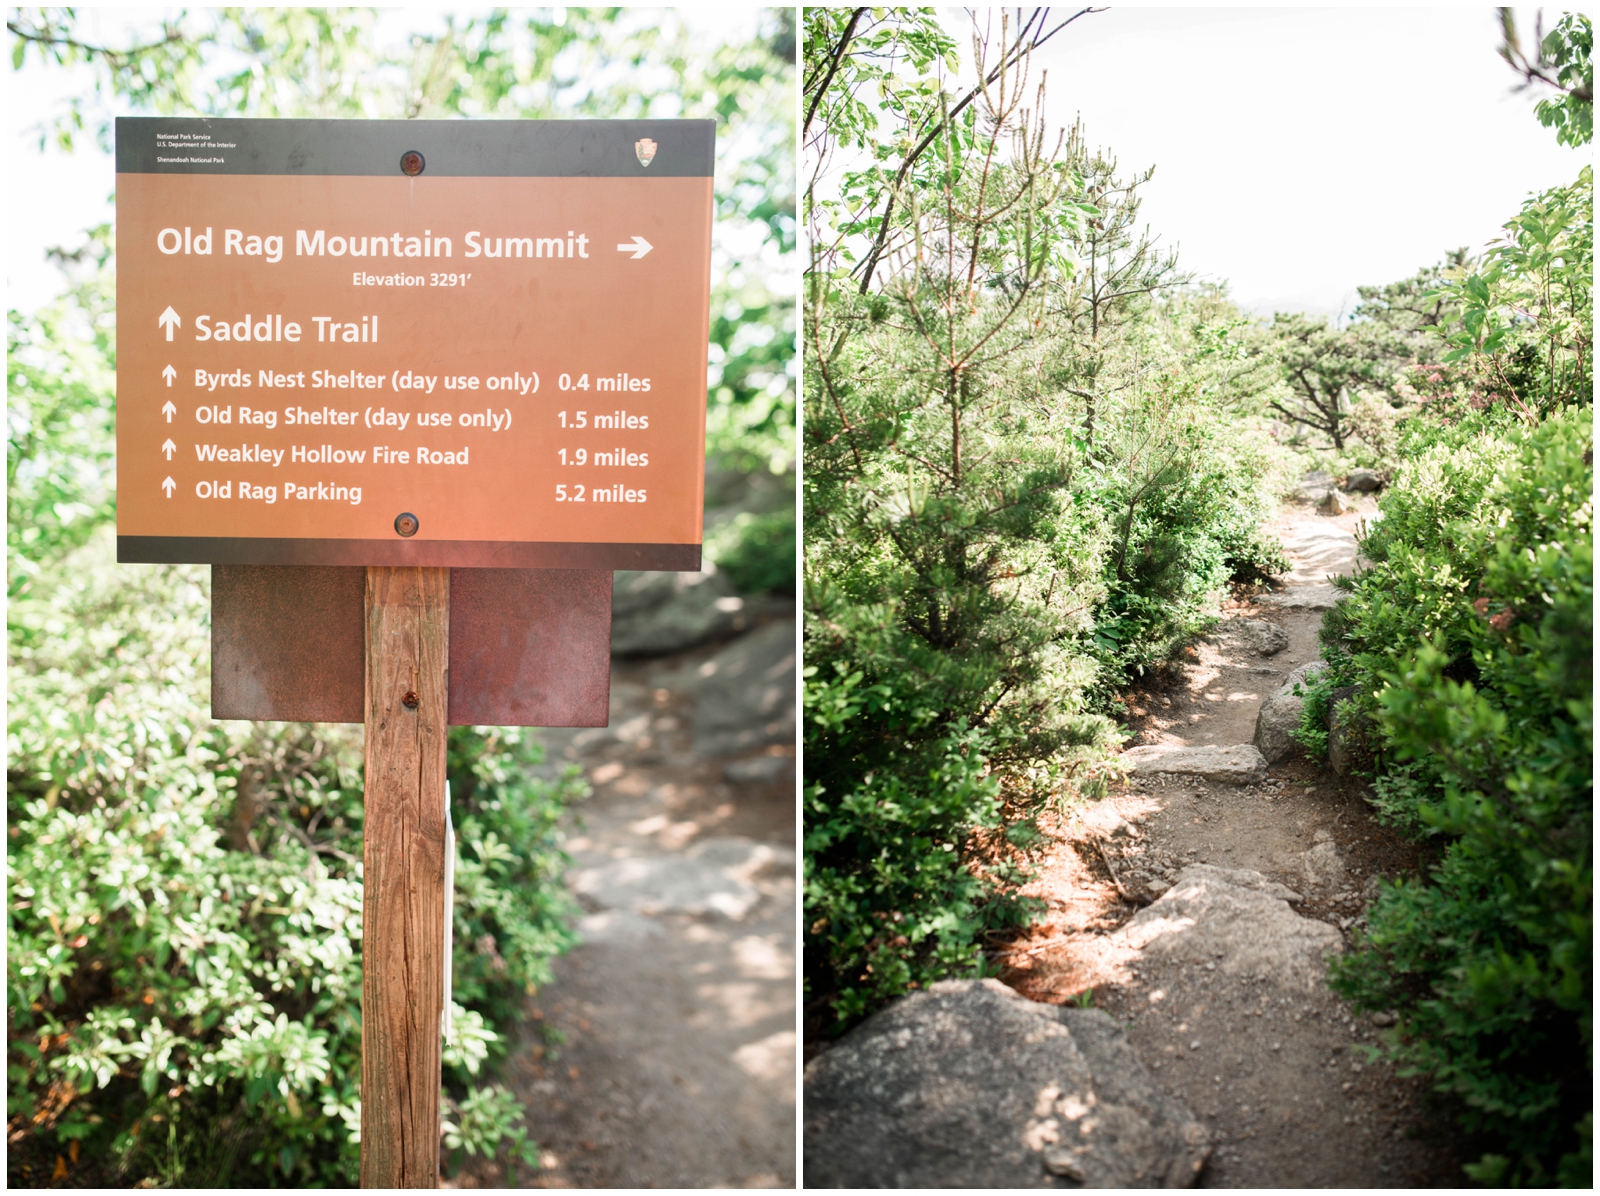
1009 5 1588 318
6 7 1588 320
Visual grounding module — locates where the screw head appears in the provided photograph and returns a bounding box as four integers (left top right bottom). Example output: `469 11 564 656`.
400 151 425 177
401 690 420 710
394 512 419 537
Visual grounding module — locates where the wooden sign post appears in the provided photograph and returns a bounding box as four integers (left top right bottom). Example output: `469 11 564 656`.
115 118 715 1187
361 566 449 1186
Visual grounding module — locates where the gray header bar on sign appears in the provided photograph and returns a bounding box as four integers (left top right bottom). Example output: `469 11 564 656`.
116 117 715 177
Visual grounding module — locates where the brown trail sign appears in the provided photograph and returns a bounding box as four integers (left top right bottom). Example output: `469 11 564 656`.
116 117 714 1187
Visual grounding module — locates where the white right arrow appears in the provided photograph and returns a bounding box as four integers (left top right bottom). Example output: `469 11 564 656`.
158 307 181 341
615 235 652 260
161 476 176 498
162 364 176 386
162 400 176 423
161 438 176 460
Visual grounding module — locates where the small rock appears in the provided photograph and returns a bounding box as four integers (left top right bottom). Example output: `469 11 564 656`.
1252 661 1327 764
1319 489 1354 516
1121 744 1268 785
1301 841 1347 890
1344 468 1383 492
1236 618 1289 657
1083 803 1136 839
1370 1011 1397 1027
1041 1147 1087 1181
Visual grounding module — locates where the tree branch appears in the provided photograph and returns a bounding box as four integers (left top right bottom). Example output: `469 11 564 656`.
7 16 185 67
803 8 868 141
853 7 1103 295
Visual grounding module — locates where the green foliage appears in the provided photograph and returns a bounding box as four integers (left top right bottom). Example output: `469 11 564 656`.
1267 311 1406 450
1323 407 1592 1185
1498 10 1594 149
6 530 589 1185
1288 666 1338 762
804 663 1024 1023
442 1083 541 1183
803 10 1288 1031
6 225 116 588
1434 166 1593 417
706 506 797 595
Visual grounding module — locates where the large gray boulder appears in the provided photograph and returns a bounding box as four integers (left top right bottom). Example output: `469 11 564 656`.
1253 660 1327 764
804 979 1210 1188
611 568 746 656
1112 865 1342 992
1120 743 1267 784
681 619 795 757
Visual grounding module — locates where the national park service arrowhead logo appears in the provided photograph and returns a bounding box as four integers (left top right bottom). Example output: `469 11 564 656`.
635 138 657 168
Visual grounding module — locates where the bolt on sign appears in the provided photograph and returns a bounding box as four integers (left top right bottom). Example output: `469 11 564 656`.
115 118 715 729
117 117 711 570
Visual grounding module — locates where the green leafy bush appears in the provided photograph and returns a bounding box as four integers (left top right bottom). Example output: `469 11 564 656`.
802 660 1044 1025
5 535 588 1186
707 506 797 595
801 13 1290 1031
1321 407 1592 1185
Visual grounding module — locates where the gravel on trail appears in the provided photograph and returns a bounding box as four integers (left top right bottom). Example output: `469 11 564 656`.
444 600 796 1190
999 495 1467 1187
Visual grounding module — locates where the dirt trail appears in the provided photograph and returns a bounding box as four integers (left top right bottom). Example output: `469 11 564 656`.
1002 496 1464 1187
445 608 796 1190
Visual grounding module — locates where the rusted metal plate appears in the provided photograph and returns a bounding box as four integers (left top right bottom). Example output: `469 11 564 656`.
212 564 366 722
447 568 611 727
211 564 611 726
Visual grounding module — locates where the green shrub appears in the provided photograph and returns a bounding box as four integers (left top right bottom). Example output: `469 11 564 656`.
708 505 797 595
1323 407 1592 1184
6 534 587 1186
1289 666 1339 762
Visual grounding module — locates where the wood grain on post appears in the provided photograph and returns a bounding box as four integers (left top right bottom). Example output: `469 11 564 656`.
361 566 449 1188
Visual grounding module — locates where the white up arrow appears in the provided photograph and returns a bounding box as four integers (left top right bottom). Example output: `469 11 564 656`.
162 364 176 386
161 400 176 423
161 476 176 498
158 307 181 341
615 235 653 260
161 438 176 460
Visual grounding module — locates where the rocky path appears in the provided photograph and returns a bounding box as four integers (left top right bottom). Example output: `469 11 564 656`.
446 591 796 1189
999 495 1464 1187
